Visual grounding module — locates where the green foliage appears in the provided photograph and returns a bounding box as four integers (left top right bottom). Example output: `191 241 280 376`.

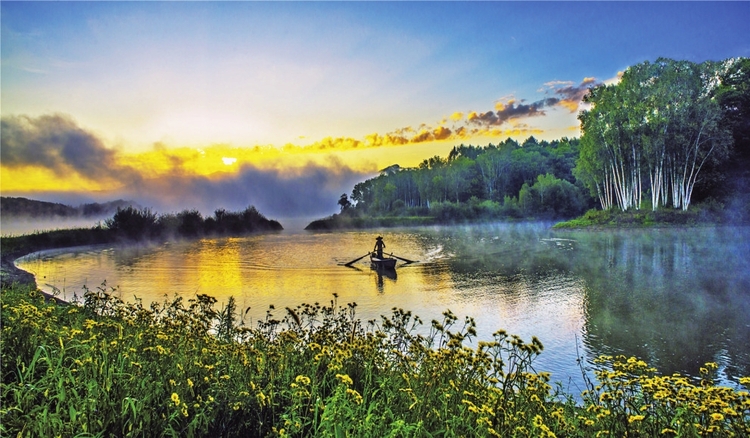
105 206 160 240
104 205 282 241
553 203 730 228
577 57 744 212
346 137 588 223
519 174 586 219
2 285 748 437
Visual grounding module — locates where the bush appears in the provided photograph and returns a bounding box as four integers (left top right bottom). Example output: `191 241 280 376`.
105 206 160 240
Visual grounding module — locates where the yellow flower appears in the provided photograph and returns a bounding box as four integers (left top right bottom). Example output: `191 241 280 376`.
346 388 363 404
628 415 645 423
295 375 311 386
171 392 180 406
187 378 194 388
335 373 353 386
710 413 724 422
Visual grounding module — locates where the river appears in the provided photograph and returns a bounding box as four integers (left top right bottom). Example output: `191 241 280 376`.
16 222 750 393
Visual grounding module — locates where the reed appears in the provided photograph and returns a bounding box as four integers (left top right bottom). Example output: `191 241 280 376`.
1 284 748 437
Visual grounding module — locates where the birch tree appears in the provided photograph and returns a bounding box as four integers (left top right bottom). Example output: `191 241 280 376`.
577 58 735 211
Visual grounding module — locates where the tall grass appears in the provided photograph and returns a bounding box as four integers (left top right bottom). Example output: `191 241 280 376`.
1 284 748 437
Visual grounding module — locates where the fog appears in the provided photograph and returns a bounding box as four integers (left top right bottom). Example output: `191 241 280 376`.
1 114 375 224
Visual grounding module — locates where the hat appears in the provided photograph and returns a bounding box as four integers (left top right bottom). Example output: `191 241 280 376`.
376 236 383 240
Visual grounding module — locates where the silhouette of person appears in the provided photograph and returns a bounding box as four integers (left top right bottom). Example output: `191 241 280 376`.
373 236 386 258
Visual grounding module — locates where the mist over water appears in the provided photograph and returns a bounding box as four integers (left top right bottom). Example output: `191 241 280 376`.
1 217 107 237
16 223 750 391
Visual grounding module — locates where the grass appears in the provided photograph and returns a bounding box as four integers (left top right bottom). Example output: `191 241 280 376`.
1 284 749 437
552 204 728 229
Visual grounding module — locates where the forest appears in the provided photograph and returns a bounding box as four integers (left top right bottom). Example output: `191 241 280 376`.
329 57 749 226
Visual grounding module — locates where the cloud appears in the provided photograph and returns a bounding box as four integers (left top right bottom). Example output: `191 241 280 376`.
1 113 143 186
112 158 371 219
466 97 559 127
540 77 602 112
1 113 372 219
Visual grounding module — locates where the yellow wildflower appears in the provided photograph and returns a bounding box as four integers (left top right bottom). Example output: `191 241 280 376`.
335 373 353 386
295 375 311 386
171 392 180 406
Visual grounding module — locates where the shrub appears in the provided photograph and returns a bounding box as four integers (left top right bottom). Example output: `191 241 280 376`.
105 206 160 240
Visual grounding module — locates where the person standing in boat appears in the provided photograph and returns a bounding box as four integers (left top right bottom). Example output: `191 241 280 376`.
373 236 386 258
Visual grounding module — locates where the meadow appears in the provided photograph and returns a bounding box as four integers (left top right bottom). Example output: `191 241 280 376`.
1 283 749 437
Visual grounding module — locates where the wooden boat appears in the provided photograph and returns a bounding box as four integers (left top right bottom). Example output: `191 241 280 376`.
370 253 397 270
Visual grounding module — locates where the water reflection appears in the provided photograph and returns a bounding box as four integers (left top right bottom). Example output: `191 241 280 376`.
372 266 397 292
16 224 750 387
566 227 750 382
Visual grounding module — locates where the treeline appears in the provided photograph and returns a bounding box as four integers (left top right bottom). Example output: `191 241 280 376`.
0 197 138 219
105 206 283 241
340 137 592 222
330 57 750 226
577 57 750 213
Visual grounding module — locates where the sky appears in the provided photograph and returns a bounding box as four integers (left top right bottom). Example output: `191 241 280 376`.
2 1 749 221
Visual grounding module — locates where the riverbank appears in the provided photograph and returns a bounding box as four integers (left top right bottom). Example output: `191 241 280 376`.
305 215 439 230
552 205 739 229
0 227 116 289
2 284 748 436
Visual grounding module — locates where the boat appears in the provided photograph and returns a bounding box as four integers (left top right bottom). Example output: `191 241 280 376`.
370 253 397 270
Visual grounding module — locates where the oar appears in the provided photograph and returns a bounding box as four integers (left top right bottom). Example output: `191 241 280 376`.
387 253 417 264
344 253 371 267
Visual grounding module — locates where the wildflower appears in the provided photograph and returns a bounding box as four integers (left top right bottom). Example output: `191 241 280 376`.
335 373 353 386
171 392 180 406
628 415 645 423
295 375 311 385
346 388 363 404
187 378 194 388
220 374 231 380
710 412 724 422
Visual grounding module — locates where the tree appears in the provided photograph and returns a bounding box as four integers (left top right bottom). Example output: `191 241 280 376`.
337 193 352 213
577 58 735 211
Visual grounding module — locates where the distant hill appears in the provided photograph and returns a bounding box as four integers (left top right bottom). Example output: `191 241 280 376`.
0 197 140 219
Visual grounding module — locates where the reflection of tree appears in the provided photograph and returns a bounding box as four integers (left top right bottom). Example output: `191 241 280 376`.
416 224 750 382
573 228 750 380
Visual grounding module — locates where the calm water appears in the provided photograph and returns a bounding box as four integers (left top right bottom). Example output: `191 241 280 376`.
17 223 750 392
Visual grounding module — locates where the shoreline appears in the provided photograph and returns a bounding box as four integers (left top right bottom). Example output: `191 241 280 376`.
0 249 70 305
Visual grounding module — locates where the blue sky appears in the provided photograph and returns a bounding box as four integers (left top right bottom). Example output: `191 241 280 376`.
4 2 748 150
2 1 749 216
